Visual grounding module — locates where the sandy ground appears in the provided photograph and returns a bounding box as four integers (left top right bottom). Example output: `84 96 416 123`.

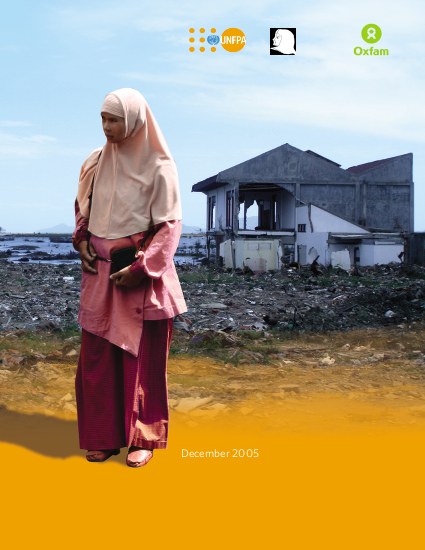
1 324 425 438
1 326 425 550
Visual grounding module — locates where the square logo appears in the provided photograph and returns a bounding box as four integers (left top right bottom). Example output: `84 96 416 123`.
270 28 296 55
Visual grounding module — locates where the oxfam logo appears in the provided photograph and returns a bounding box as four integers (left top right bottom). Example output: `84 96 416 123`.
354 24 388 56
361 24 382 44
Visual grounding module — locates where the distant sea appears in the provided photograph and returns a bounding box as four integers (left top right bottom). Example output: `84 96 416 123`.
0 235 207 266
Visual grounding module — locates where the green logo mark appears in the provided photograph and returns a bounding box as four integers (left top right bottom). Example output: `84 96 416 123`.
361 24 382 44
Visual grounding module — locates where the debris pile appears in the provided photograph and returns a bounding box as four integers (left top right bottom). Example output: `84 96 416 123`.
0 260 80 331
176 262 425 332
1 259 424 334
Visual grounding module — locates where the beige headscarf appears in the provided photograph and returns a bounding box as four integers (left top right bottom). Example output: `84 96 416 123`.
76 88 182 239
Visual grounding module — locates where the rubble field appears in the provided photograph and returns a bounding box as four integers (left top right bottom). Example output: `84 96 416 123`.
1 259 424 334
176 261 425 332
1 258 425 433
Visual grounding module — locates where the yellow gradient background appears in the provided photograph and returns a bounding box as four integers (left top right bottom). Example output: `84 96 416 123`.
1 409 425 549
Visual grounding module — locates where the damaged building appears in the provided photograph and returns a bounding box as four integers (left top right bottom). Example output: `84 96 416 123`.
191 144 414 270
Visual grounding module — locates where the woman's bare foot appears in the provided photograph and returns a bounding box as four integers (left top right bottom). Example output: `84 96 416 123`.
86 449 120 462
126 446 153 468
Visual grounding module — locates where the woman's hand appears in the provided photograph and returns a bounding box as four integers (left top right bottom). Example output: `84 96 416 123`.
110 266 141 287
78 241 98 274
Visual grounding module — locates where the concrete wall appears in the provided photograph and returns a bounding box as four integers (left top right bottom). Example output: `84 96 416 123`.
219 239 234 268
327 243 403 267
358 244 375 267
366 184 411 231
300 184 357 224
297 233 329 265
295 205 369 265
294 205 403 267
372 243 404 265
352 242 404 266
219 239 281 270
309 205 369 233
296 206 328 264
408 233 425 265
300 182 413 232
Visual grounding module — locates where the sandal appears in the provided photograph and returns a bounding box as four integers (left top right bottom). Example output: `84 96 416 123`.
86 449 120 462
126 446 154 468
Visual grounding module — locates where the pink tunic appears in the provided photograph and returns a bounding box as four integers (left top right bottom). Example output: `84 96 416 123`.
72 206 187 356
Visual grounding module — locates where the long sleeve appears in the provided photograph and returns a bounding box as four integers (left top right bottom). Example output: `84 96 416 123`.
129 220 182 281
72 199 90 251
79 218 186 352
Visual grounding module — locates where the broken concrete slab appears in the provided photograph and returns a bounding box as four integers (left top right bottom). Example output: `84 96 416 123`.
59 393 73 402
278 384 300 393
199 303 228 309
331 250 351 271
174 396 214 413
63 403 77 413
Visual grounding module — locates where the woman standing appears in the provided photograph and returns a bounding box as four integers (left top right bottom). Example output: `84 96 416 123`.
72 88 186 467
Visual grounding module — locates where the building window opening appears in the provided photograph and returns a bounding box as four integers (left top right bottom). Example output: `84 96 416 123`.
282 244 295 264
208 196 216 230
274 198 278 230
226 190 234 228
354 247 360 264
239 197 257 230
257 200 275 230
298 224 306 232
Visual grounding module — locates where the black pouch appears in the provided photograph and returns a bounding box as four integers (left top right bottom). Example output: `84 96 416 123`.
110 247 138 272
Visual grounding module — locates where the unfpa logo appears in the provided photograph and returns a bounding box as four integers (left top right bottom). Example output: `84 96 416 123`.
189 27 246 52
220 28 246 52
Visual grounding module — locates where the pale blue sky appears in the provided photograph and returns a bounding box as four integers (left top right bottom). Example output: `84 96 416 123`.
0 0 424 232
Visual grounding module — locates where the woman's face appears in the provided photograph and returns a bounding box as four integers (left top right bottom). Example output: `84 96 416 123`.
101 112 126 143
273 32 282 46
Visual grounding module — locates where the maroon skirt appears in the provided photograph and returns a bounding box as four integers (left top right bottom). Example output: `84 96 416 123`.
75 318 173 450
